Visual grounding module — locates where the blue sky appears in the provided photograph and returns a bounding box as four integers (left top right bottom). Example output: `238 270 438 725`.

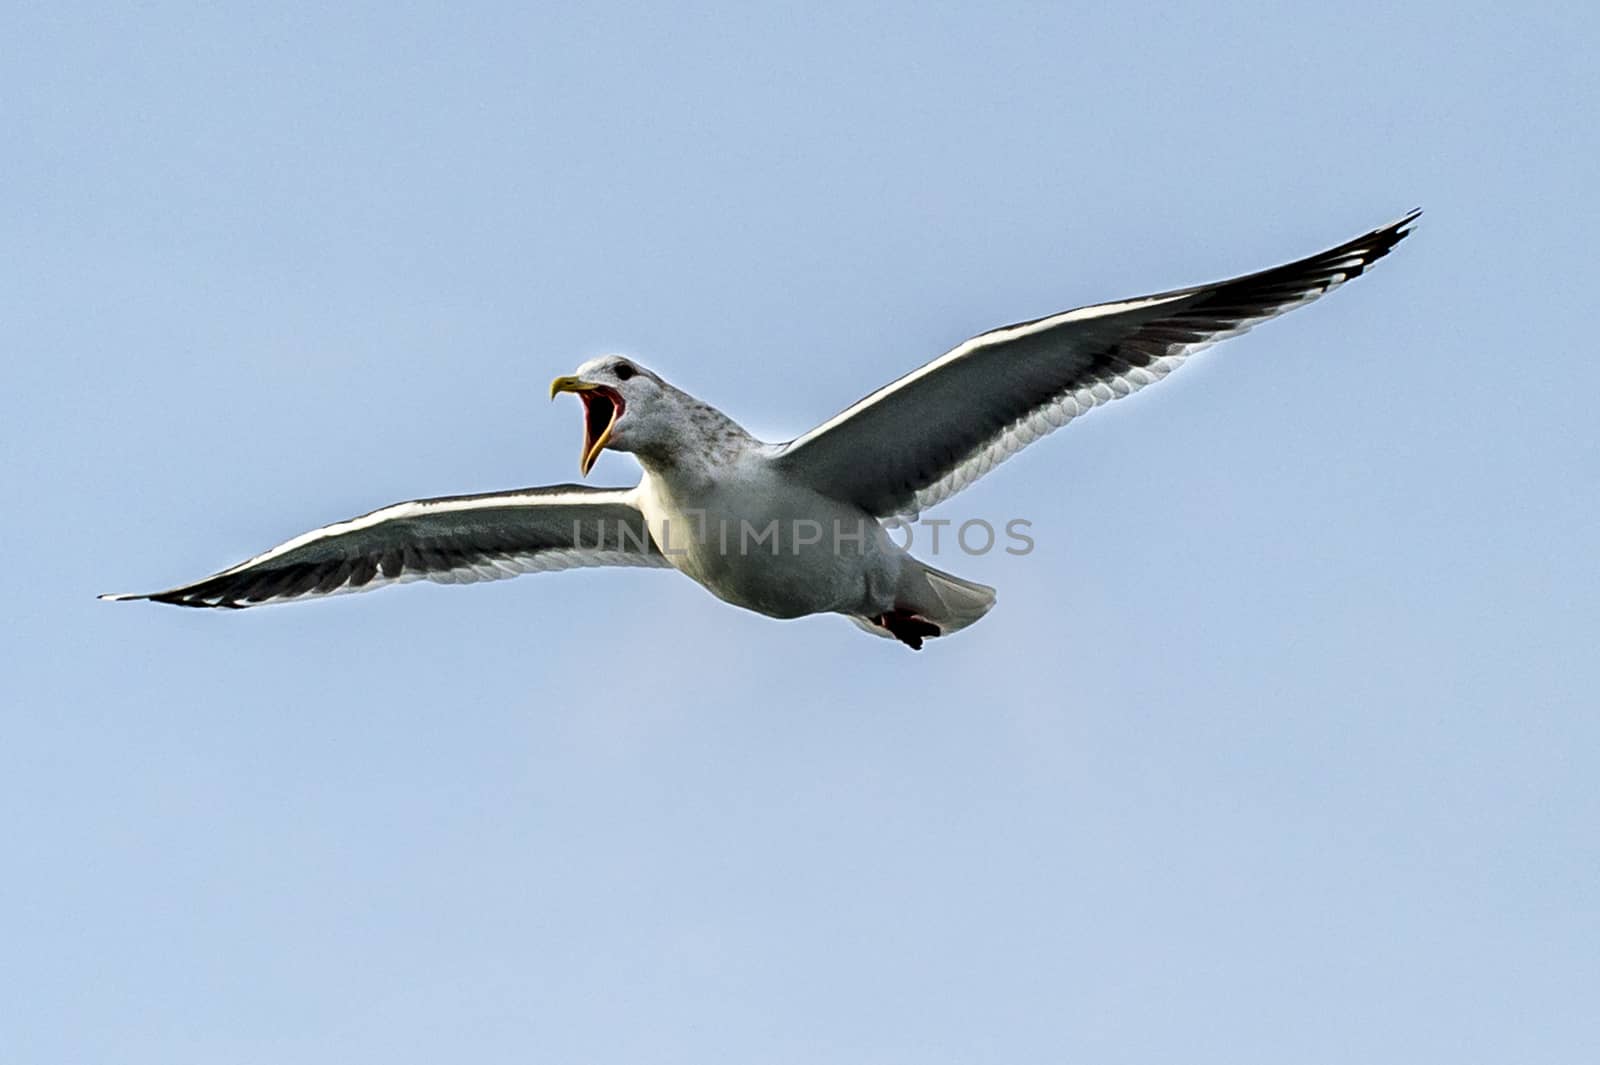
4 3 1597 1062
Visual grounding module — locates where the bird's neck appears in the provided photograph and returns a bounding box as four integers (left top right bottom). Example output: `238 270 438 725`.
632 391 755 486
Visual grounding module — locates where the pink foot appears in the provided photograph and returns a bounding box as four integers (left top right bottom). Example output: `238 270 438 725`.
870 610 941 650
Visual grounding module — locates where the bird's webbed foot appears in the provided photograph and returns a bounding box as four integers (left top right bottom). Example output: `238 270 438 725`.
870 610 941 650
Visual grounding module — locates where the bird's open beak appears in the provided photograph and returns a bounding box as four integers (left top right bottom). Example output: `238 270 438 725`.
550 376 624 477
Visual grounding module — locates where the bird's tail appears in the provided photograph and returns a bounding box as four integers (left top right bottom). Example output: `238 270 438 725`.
847 558 996 647
909 561 997 635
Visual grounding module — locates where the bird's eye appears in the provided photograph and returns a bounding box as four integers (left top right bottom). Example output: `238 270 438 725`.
614 363 636 381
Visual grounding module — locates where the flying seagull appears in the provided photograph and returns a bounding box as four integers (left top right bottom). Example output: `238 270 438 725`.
102 211 1418 649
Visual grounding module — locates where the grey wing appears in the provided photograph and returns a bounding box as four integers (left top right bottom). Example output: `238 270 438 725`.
100 484 668 609
771 210 1419 519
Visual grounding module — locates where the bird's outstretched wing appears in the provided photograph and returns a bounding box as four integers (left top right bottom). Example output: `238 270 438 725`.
100 484 666 609
770 210 1419 520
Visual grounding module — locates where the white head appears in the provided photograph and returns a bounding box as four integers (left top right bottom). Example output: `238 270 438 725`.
549 355 681 475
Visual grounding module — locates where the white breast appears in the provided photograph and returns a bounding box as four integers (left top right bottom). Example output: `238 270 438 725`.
635 453 903 619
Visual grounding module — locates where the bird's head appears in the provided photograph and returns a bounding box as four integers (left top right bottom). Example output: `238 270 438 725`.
549 355 671 475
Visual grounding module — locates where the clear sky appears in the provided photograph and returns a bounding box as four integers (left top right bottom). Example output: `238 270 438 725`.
4 3 1597 1062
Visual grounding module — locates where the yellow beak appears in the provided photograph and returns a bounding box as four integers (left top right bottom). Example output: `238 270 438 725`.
549 375 618 477
549 375 597 400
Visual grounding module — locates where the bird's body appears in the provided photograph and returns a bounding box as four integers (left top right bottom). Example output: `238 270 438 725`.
103 212 1419 649
636 454 899 621
616 379 989 643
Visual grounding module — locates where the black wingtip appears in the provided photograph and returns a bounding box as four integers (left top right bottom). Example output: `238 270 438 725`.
97 589 236 608
1320 208 1421 279
1387 207 1423 241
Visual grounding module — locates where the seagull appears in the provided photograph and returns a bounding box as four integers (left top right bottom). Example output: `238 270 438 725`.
101 211 1418 649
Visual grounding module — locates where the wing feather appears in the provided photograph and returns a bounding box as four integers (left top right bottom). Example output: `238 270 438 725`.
772 211 1419 518
100 484 667 609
